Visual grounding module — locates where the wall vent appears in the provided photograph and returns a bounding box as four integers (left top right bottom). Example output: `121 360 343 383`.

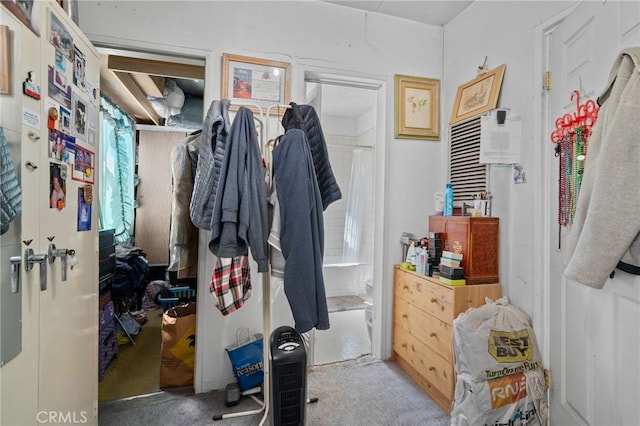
449 116 487 203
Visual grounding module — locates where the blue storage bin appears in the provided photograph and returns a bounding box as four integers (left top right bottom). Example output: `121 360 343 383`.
157 287 196 311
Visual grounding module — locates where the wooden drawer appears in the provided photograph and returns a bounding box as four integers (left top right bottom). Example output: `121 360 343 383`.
395 268 455 323
394 297 453 361
392 265 501 413
393 325 454 398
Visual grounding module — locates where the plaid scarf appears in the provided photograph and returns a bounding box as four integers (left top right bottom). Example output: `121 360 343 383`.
210 255 251 315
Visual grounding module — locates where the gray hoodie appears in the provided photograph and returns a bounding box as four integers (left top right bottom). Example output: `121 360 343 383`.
208 107 269 272
564 47 640 288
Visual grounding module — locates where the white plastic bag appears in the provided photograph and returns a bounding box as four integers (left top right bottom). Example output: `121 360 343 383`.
453 297 543 383
451 297 548 426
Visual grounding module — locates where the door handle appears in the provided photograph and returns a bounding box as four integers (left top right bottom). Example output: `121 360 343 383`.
25 248 48 291
48 243 71 281
10 256 21 294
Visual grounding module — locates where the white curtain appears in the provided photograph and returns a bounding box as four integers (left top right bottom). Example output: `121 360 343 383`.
342 147 374 262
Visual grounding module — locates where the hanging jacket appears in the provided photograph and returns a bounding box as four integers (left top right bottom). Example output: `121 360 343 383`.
209 107 269 273
564 47 640 288
281 102 342 210
190 99 231 230
0 127 21 235
273 128 330 333
169 132 200 278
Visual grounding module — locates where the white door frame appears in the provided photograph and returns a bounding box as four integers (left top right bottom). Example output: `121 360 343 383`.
299 66 389 361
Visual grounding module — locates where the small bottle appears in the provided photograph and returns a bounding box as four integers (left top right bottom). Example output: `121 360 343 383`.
417 247 427 275
434 191 444 215
444 183 454 216
406 241 416 265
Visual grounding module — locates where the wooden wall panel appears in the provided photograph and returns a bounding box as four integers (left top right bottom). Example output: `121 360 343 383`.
135 129 188 264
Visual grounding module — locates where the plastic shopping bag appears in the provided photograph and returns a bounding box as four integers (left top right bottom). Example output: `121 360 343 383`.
225 327 264 392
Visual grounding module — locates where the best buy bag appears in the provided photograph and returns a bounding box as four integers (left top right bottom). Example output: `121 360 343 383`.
159 302 196 388
453 297 543 383
451 297 548 426
225 328 264 392
451 368 548 426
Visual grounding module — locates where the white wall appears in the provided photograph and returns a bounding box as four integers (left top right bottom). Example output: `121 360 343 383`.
78 1 445 392
443 1 574 343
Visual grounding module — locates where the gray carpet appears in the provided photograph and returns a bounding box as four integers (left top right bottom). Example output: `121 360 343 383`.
98 355 450 425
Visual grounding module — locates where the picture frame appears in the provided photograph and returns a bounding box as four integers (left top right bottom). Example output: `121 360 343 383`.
1 1 40 36
0 25 9 95
221 53 291 114
450 64 506 125
394 74 440 140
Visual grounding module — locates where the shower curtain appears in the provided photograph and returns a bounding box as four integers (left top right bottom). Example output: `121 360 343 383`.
342 146 374 262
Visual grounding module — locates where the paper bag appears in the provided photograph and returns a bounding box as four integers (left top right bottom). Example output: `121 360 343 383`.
159 302 196 388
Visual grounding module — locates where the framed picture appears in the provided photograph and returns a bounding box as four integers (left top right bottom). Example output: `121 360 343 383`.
1 25 10 95
450 64 506 125
1 1 40 36
395 74 440 140
221 53 291 114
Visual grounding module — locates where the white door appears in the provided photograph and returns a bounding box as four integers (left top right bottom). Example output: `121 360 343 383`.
546 2 640 425
36 5 100 421
0 6 41 424
1 3 100 424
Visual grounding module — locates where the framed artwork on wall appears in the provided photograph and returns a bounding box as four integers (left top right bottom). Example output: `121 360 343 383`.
0 25 9 94
394 74 440 140
1 0 40 36
450 64 506 125
221 53 291 114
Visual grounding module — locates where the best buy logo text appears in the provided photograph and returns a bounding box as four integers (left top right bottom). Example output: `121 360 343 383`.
488 329 532 363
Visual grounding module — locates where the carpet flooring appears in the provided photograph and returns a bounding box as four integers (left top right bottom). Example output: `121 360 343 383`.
98 355 450 425
99 299 370 402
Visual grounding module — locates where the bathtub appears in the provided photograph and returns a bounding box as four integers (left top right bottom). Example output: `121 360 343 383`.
322 256 373 297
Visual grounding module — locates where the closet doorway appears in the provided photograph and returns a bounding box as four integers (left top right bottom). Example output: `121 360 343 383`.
304 74 381 365
97 46 206 402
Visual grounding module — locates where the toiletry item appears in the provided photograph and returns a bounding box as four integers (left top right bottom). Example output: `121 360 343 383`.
406 242 417 266
434 191 444 215
417 247 427 275
444 183 454 216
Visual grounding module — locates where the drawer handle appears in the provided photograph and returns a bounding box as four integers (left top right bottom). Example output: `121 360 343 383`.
430 298 438 304
428 366 436 371
402 314 408 319
429 332 437 338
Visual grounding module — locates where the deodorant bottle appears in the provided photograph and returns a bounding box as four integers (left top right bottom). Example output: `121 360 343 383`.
444 183 454 216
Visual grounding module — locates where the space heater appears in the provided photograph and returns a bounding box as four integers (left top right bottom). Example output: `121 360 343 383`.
270 326 307 426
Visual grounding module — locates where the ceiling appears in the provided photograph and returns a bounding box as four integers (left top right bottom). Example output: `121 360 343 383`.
325 1 474 26
98 1 472 126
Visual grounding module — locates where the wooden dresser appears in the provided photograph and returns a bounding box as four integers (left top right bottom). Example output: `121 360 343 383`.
392 265 501 413
428 215 499 285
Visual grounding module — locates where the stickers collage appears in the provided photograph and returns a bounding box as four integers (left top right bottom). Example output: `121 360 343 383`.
45 11 98 232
